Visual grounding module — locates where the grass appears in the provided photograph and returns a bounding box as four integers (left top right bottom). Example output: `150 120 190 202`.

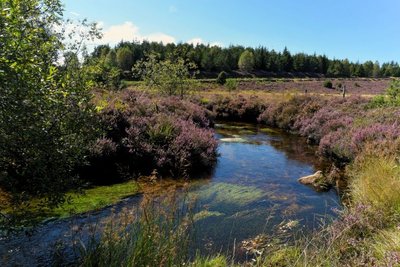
79 195 194 267
349 153 400 216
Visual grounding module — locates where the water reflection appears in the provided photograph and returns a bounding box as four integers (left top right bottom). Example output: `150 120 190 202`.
190 122 339 255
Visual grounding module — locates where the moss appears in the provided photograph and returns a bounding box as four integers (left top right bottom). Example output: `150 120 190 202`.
51 181 140 218
2 181 140 223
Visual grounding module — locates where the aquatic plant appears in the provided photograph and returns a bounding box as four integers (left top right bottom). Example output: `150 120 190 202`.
192 183 265 213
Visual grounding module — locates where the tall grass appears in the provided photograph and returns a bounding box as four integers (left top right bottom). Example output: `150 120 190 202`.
79 194 195 267
349 153 400 216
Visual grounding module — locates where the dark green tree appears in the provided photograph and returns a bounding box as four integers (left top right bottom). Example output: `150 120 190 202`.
281 47 293 72
0 0 101 205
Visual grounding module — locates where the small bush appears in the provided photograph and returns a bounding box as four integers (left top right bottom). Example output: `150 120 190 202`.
216 71 227 85
324 80 333 89
225 78 238 91
208 94 265 122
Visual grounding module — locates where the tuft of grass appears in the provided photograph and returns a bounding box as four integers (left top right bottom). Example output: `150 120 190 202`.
190 255 230 267
349 154 400 215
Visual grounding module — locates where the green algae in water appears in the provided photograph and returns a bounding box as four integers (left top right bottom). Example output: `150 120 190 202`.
192 182 265 212
193 210 225 222
215 124 248 130
259 127 281 135
239 130 256 135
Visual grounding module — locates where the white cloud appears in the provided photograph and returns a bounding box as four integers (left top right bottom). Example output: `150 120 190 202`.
187 37 223 47
210 42 224 47
96 21 176 46
187 38 204 45
145 33 176 44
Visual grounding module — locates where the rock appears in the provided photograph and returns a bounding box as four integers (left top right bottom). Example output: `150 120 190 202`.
298 171 323 185
298 171 331 191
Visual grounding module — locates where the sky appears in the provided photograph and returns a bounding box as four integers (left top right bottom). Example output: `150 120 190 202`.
63 0 400 63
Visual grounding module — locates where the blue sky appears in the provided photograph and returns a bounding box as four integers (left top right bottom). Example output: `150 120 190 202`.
63 0 400 63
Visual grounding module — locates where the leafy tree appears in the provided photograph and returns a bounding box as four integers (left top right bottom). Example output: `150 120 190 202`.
238 50 255 72
0 0 100 206
133 54 198 97
363 61 374 77
216 71 227 85
105 50 118 67
116 47 134 71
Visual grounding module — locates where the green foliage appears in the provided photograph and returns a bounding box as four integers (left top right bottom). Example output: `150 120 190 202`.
81 40 400 78
238 50 255 71
369 80 400 108
105 50 117 67
281 47 293 72
116 46 134 72
0 0 100 206
225 78 238 91
323 80 333 88
85 56 121 89
133 54 198 97
216 71 227 85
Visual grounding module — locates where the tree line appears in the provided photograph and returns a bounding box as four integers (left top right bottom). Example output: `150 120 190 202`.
85 41 400 81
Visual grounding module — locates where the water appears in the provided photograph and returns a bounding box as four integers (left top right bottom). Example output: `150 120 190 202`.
0 123 340 266
189 123 339 256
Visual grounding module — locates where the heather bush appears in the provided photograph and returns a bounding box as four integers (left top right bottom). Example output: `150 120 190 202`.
207 94 265 122
323 80 333 88
85 90 218 183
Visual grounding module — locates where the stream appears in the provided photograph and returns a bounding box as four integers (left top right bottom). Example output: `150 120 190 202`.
0 122 340 266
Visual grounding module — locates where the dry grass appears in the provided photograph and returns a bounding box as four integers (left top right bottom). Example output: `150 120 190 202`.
349 153 400 215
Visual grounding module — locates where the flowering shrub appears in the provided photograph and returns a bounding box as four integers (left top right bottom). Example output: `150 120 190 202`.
85 90 218 183
206 94 266 122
